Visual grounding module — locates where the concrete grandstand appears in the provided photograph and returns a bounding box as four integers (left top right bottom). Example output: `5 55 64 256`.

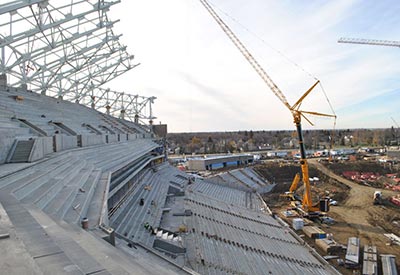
0 1 339 274
0 85 340 274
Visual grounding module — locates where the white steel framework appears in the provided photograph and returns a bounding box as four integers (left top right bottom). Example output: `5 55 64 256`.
0 0 156 124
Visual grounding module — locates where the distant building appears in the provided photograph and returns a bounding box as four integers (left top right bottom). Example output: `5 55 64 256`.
187 154 254 170
388 148 400 159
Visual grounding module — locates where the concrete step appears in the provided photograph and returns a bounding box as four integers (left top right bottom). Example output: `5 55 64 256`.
1 170 57 192
109 171 153 224
113 179 151 235
0 192 85 274
13 159 81 200
86 172 110 229
28 206 181 275
63 168 102 224
21 159 85 206
33 164 86 210
0 124 29 131
0 120 18 126
0 169 39 190
0 154 70 187
0 201 44 275
10 139 34 163
28 208 112 275
46 165 94 221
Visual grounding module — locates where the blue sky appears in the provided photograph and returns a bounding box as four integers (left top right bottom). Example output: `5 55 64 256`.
108 0 400 132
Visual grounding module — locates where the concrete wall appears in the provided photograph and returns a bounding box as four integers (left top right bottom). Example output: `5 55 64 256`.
0 129 149 164
54 134 77 152
127 134 139 140
0 129 16 164
119 134 128 142
80 134 106 147
106 134 118 143
29 137 53 162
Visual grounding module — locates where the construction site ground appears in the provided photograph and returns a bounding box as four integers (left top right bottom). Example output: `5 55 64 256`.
256 159 400 274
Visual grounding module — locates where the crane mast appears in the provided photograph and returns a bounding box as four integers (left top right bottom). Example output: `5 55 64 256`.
199 0 336 213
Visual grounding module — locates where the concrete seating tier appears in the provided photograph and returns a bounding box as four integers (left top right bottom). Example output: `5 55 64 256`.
229 169 261 189
183 192 329 275
185 233 328 275
0 87 149 138
207 174 252 192
242 167 266 183
208 168 275 194
0 138 159 229
0 198 184 275
188 178 260 210
110 165 172 247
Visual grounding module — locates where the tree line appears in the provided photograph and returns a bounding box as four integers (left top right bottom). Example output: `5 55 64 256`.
167 128 399 154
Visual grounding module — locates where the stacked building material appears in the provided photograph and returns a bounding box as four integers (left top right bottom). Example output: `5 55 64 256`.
381 254 398 275
345 237 360 268
292 218 304 230
362 245 377 275
302 226 327 239
315 238 342 254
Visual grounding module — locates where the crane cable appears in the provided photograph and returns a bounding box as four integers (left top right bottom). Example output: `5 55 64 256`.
319 81 337 150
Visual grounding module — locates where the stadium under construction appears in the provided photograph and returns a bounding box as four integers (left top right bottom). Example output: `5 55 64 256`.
1 1 390 275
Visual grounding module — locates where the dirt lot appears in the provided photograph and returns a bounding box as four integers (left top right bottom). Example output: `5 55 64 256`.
256 159 400 274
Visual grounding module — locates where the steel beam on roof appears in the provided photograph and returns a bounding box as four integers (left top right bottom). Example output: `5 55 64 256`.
0 0 46 15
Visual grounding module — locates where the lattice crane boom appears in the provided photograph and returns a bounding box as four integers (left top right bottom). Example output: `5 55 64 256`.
338 37 400 48
199 0 290 110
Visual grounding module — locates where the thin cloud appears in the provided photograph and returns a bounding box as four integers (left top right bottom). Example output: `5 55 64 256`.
108 0 400 132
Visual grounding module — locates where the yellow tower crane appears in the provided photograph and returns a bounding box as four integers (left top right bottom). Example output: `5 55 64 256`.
199 0 336 213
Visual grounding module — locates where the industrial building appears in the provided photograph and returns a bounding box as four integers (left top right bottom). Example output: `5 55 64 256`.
187 154 254 170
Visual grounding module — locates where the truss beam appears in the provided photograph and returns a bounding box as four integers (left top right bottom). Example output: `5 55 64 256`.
0 0 156 125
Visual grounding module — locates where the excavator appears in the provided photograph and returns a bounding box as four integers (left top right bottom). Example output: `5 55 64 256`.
198 0 336 215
